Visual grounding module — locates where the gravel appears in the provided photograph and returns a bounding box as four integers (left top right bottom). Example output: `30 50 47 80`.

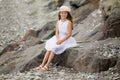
0 65 120 80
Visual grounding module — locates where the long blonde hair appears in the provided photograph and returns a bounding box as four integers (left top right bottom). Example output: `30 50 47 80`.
58 12 73 29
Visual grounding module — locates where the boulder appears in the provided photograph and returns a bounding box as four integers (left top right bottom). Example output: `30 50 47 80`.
116 55 120 74
100 0 120 17
70 0 99 9
73 9 104 41
70 0 100 23
45 0 65 10
0 20 56 74
98 78 112 80
73 52 117 72
100 0 120 38
103 14 120 38
52 38 120 73
0 42 19 56
0 44 44 74
0 0 58 50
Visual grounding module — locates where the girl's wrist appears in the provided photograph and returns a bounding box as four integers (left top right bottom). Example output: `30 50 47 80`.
60 39 63 43
57 38 59 41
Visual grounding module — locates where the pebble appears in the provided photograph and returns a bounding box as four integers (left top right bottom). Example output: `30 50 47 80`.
94 43 120 58
0 66 120 80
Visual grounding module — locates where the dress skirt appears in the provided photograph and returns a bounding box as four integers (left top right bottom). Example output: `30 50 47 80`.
45 35 77 55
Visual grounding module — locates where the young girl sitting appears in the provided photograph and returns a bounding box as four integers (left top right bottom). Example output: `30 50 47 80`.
35 6 78 71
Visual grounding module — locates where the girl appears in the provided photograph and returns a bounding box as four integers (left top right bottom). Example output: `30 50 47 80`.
35 6 77 71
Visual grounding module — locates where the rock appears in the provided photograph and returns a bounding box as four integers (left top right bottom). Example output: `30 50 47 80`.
0 0 58 48
103 14 120 38
70 0 99 9
45 0 65 10
53 48 80 67
0 65 119 80
73 52 117 73
52 38 120 73
22 49 46 71
98 78 112 80
0 0 120 77
37 21 56 40
71 0 100 23
73 9 104 41
0 32 43 56
100 0 120 38
0 18 56 74
0 44 44 74
116 55 120 74
24 39 119 73
100 0 120 17
0 42 19 56
20 30 38 41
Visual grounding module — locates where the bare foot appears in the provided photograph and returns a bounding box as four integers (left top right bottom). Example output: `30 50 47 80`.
39 66 49 71
34 65 43 70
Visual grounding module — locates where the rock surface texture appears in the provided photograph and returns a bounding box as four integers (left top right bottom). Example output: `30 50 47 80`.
0 0 120 79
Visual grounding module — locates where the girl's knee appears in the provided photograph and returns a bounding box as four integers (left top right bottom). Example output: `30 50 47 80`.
47 50 51 53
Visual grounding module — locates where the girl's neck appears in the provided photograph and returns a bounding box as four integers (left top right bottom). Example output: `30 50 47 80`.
61 19 67 22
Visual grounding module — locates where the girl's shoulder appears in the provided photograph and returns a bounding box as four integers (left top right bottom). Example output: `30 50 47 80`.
56 20 61 24
56 20 60 25
67 20 72 24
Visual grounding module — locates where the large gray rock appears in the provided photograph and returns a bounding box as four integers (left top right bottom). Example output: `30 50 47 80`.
0 44 44 74
70 0 100 23
73 9 104 41
117 54 120 74
100 0 120 17
52 38 120 72
100 0 120 38
0 0 120 75
103 14 120 38
70 0 99 9
0 20 56 74
45 0 65 10
23 38 120 73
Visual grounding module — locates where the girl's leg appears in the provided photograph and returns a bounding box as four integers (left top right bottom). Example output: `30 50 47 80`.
35 51 51 69
44 51 55 68
40 50 51 67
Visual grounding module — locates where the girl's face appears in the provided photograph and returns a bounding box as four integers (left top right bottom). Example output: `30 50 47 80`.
60 11 68 20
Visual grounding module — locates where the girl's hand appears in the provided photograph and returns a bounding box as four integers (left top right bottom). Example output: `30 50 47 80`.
56 40 63 45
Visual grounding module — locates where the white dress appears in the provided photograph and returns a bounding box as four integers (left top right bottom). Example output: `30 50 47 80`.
45 20 78 54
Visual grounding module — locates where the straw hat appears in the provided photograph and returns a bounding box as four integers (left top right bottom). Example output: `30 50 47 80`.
59 6 71 12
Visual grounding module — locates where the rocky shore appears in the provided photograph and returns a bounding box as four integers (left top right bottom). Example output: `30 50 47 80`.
0 66 120 80
0 0 120 80
0 38 120 80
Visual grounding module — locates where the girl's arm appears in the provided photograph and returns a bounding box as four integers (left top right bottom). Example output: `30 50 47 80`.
57 21 72 44
55 21 59 41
